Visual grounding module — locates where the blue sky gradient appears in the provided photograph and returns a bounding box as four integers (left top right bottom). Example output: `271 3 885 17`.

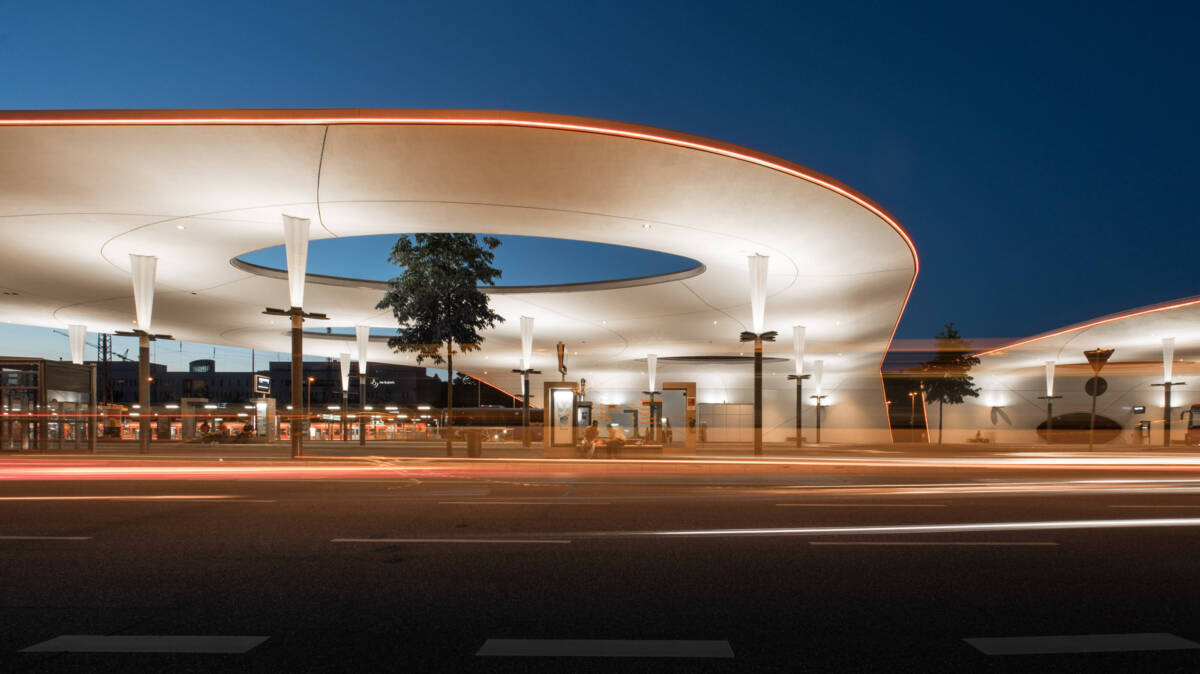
240 235 700 285
2 0 1197 367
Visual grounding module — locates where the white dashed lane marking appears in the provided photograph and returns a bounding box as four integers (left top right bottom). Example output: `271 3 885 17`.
21 635 269 653
476 639 733 658
965 632 1200 655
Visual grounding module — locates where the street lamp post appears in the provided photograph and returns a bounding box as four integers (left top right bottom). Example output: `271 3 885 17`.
1083 347 1115 451
1151 337 1185 448
1036 360 1062 444
262 215 327 459
786 325 809 448
741 254 775 456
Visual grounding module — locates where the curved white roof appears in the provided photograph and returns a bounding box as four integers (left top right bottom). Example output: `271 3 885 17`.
0 109 917 400
974 294 1200 377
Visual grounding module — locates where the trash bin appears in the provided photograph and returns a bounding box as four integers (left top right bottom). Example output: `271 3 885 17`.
466 430 483 458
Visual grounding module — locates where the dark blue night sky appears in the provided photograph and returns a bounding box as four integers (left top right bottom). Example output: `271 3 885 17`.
4 0 1198 343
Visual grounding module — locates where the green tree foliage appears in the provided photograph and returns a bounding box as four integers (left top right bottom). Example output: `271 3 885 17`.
919 322 981 444
375 234 504 453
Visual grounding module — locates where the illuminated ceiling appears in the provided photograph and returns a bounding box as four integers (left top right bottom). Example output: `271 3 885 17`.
0 109 917 399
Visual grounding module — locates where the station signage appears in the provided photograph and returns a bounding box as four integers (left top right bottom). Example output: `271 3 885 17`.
254 374 270 394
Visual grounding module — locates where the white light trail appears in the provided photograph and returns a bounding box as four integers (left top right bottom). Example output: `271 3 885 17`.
633 518 1200 538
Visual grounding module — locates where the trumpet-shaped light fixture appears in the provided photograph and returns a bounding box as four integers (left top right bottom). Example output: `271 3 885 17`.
356 326 370 375
339 353 351 392
747 254 769 334
647 353 658 392
282 215 310 309
1163 337 1175 382
792 325 806 376
520 316 534 371
1038 360 1062 444
68 324 86 365
787 325 811 448
129 254 157 332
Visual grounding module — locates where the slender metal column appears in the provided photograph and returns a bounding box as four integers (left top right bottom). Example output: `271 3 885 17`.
88 363 96 453
787 373 809 448
1037 395 1061 443
642 391 661 442
138 333 150 453
811 394 827 444
291 311 303 458
753 337 763 455
359 373 366 446
740 330 777 457
1152 381 1185 448
341 390 348 442
512 368 541 447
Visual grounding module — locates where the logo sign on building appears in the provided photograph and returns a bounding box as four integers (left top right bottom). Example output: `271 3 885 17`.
254 374 271 395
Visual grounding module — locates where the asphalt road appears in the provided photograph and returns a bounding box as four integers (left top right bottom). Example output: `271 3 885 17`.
4 458 1200 672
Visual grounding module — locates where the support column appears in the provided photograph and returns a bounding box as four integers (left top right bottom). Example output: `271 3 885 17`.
291 311 303 458
1152 381 1185 448
1164 383 1172 447
787 374 809 448
522 374 531 447
359 374 366 446
88 362 96 452
753 336 763 455
138 332 150 454
811 395 827 444
1037 395 1061 443
741 330 777 455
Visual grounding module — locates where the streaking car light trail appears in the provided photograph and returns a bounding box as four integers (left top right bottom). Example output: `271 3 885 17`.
617 518 1200 538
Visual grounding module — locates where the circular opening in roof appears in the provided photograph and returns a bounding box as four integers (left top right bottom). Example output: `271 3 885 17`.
235 234 703 290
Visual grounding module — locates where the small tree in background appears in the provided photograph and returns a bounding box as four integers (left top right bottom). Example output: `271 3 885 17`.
920 322 981 444
376 234 504 455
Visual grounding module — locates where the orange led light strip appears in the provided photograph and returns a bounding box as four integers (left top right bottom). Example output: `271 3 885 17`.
0 110 919 429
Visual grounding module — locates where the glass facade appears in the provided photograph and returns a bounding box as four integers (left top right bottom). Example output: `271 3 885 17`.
0 358 95 451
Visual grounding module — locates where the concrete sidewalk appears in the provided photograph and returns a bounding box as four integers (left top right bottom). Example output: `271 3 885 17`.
6 438 1199 463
